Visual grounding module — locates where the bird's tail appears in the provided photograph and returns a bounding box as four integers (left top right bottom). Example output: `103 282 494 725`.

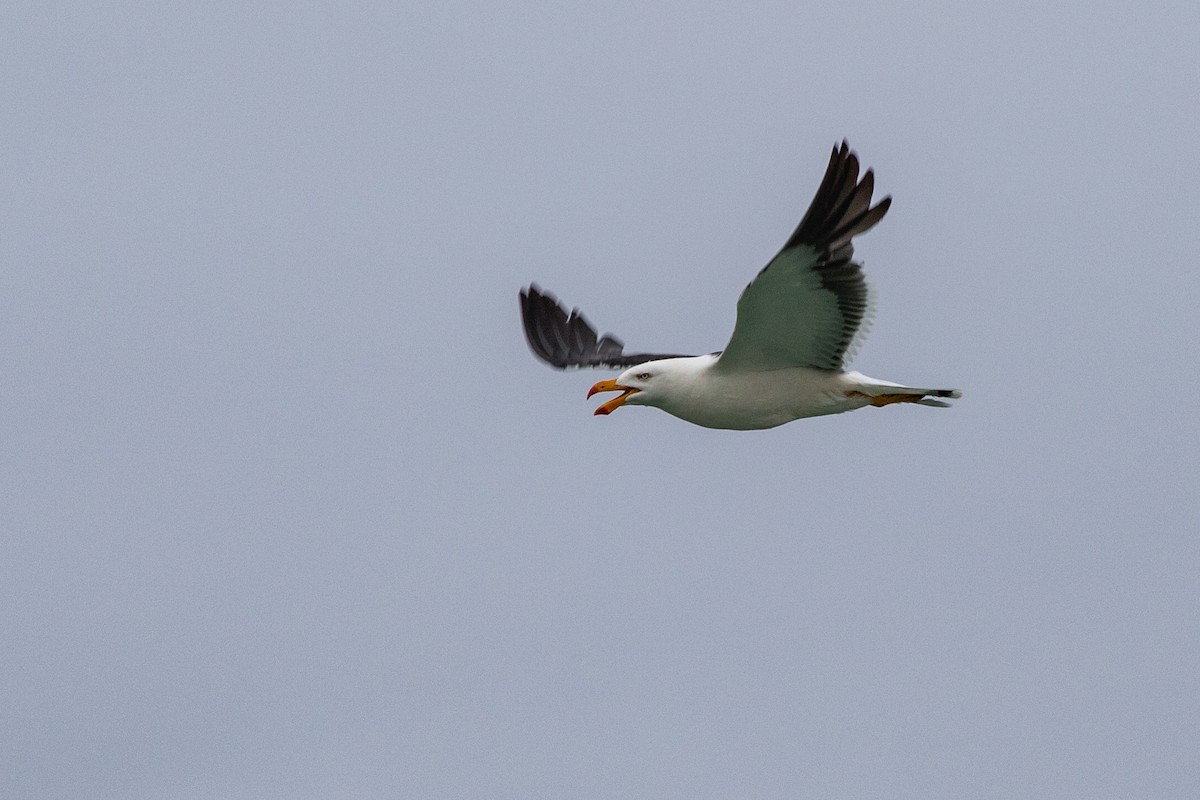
906 388 962 408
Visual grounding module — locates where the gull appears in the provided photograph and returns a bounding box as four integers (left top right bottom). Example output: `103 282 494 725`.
519 142 960 430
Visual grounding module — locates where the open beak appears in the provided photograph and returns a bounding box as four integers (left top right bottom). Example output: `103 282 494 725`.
587 379 640 416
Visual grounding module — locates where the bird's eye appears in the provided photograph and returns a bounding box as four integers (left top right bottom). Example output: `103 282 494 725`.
637 372 651 381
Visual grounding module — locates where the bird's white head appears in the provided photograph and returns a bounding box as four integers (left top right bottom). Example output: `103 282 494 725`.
586 357 707 416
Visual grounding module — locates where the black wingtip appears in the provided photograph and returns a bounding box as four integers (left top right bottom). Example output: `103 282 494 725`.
518 284 693 370
784 141 890 256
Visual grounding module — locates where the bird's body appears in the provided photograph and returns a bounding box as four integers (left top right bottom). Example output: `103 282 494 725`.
592 356 952 430
519 142 960 430
602 356 857 430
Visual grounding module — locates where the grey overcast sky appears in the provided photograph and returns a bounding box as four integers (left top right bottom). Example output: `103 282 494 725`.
4 2 1199 798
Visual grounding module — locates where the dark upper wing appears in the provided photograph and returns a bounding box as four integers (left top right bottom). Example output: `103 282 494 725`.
519 284 692 370
714 141 891 373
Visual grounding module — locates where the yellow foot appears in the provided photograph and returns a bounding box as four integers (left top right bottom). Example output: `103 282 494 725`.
847 391 926 407
870 393 928 407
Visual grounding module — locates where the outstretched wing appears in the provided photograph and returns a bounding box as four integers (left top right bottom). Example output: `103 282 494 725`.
519 284 693 370
714 141 891 373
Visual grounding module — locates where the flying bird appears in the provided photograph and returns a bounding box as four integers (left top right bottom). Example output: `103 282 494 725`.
519 142 960 430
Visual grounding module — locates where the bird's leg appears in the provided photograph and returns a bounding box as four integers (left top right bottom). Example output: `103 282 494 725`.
866 393 927 407
846 390 928 407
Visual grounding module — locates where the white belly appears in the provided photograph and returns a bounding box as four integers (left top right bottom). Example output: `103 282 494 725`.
655 366 868 430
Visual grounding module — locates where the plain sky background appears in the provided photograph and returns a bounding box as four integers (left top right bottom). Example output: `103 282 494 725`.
4 2 1199 798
